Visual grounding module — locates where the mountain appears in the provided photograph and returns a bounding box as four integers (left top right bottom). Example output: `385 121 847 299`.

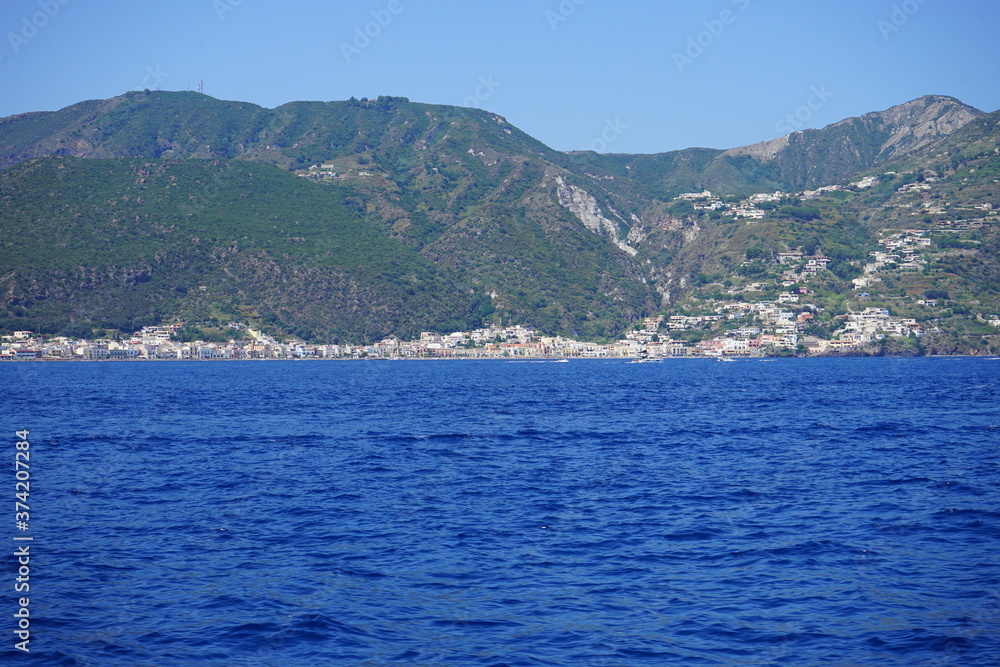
0 93 662 341
3 92 980 193
567 95 984 197
0 91 996 346
0 156 489 342
721 95 984 188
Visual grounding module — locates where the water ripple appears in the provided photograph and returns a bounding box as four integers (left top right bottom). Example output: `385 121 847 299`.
3 358 999 665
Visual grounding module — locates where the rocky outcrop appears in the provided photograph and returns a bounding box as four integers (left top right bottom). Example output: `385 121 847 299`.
723 135 791 161
554 175 638 256
865 95 983 161
723 95 982 170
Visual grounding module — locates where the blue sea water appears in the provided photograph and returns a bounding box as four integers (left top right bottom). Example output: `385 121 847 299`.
2 357 999 666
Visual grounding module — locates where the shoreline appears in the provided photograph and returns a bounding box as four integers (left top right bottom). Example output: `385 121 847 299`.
2 353 998 364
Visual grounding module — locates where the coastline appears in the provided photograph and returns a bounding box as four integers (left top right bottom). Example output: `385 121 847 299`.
3 352 998 363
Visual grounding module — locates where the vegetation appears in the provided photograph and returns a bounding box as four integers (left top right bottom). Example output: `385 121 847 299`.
0 92 997 349
0 157 485 342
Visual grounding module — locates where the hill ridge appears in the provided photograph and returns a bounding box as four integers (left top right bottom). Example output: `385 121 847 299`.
1 92 997 348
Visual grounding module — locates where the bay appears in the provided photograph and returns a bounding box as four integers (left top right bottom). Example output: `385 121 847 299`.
2 357 999 665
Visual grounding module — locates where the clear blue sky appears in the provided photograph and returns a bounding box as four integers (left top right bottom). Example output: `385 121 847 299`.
2 0 997 154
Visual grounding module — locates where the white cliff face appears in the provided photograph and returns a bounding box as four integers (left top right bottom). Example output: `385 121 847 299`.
626 213 648 246
683 222 700 243
555 175 638 256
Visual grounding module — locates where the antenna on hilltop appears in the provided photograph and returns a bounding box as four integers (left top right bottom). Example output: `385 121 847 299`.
197 79 204 95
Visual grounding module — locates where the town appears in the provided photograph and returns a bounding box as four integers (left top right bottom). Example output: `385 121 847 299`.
0 303 959 361
4 170 996 362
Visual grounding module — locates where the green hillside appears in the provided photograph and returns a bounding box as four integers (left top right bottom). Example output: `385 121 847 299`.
0 155 658 341
0 157 484 341
0 92 997 347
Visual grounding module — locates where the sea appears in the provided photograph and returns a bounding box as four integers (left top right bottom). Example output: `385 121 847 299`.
2 357 999 666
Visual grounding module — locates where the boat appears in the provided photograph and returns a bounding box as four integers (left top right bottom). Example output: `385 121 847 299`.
717 356 735 362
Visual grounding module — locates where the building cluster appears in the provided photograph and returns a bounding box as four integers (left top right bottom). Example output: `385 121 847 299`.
0 295 893 362
674 188 823 224
820 308 924 351
853 230 931 289
675 175 886 224
298 163 376 182
850 176 880 189
662 298 928 356
0 324 611 361
0 297 978 362
686 302 802 356
674 189 783 223
5 171 996 362
773 252 832 284
802 184 845 199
